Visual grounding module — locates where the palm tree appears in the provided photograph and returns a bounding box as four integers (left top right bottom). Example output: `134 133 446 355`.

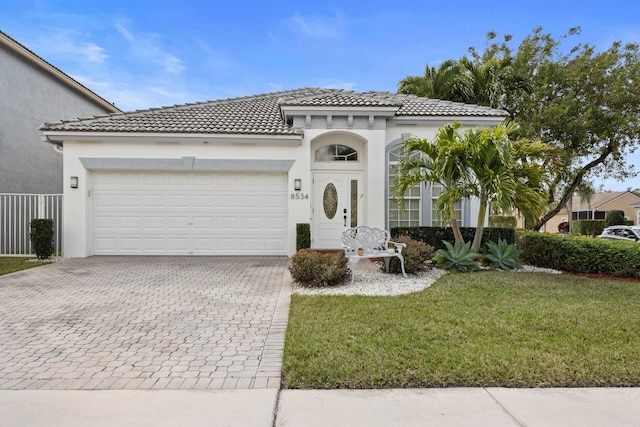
464 122 550 250
393 122 474 243
398 60 468 102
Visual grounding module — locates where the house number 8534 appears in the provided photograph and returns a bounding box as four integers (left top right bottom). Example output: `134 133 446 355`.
291 193 309 200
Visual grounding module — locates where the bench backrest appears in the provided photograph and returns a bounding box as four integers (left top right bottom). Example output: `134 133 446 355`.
341 226 390 252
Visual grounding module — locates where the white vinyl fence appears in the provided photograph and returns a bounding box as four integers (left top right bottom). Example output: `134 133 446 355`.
0 194 63 256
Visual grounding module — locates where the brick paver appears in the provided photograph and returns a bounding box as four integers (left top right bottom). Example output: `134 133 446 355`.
0 256 290 390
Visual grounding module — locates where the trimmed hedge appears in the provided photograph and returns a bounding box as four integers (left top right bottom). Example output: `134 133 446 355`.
289 249 348 287
30 218 54 259
489 215 517 228
572 220 605 237
519 232 640 279
391 226 516 251
296 223 311 251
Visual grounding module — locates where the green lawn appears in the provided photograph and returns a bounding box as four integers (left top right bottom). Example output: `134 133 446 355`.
283 271 640 389
0 257 50 276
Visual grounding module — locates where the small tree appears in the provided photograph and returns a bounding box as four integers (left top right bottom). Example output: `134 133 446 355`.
30 219 54 259
605 210 626 227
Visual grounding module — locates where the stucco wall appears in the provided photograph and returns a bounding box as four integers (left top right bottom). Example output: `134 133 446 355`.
0 45 114 193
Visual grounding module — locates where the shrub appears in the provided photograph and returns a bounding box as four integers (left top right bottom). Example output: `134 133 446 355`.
296 223 311 251
30 219 54 260
289 249 348 287
391 226 516 251
383 235 434 274
572 220 605 237
605 210 626 227
489 215 517 228
519 232 640 279
433 240 480 272
481 238 523 270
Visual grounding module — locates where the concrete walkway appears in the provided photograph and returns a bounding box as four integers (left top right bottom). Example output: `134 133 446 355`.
1 387 638 426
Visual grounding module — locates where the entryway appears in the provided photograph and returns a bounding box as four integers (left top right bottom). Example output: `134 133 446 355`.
312 172 362 248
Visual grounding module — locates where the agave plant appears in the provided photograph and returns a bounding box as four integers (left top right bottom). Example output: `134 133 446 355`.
482 238 523 270
433 240 480 272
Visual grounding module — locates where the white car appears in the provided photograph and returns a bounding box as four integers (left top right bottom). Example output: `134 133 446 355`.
600 226 640 242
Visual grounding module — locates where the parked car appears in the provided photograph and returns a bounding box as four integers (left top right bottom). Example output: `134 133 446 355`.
599 226 640 242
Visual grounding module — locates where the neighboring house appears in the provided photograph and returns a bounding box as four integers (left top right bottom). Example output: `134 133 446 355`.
0 30 120 194
546 191 640 232
40 88 508 257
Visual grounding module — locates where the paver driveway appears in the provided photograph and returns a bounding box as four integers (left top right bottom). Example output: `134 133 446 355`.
0 256 290 390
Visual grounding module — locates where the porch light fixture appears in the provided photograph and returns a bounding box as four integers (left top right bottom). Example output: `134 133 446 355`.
70 176 78 189
294 179 302 191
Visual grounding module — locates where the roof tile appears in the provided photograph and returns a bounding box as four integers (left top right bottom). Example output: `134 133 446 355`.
40 88 508 134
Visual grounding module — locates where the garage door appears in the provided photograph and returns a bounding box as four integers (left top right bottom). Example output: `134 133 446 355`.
92 171 288 255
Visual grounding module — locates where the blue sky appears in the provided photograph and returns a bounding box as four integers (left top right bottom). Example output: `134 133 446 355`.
2 0 639 190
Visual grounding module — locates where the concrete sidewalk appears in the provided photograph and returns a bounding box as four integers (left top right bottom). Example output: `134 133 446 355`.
1 388 639 427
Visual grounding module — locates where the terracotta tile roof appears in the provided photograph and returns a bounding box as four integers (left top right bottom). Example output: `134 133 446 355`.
40 88 508 135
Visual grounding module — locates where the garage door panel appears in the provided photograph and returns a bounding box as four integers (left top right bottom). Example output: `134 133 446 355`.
93 171 287 255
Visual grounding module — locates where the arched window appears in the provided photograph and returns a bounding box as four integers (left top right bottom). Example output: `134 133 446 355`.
315 144 358 161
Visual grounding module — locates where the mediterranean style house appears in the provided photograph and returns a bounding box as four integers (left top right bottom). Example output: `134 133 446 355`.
40 88 507 257
0 30 119 194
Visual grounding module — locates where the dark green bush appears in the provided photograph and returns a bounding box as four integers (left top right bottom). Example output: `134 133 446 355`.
30 218 54 259
572 220 605 237
296 223 311 251
519 232 640 279
289 249 348 287
489 215 517 228
383 235 434 274
605 210 626 227
391 226 515 251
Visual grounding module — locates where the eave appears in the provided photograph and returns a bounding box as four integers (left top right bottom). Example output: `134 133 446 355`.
41 131 304 146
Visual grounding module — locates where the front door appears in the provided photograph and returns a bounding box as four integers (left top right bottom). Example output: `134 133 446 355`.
312 172 362 249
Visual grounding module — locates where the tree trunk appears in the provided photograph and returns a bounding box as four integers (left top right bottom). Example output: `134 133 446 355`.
472 196 488 251
531 142 615 231
450 205 464 243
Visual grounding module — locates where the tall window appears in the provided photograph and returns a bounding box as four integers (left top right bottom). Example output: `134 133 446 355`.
388 145 421 228
431 184 462 226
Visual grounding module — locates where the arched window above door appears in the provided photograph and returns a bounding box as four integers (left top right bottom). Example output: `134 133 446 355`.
315 144 358 161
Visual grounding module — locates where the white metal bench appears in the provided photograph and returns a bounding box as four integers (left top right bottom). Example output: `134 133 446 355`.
341 226 408 283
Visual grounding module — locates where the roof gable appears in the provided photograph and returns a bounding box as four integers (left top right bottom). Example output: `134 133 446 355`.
570 191 640 210
0 30 120 113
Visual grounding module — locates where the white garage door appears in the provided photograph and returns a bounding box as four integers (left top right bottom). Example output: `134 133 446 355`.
92 171 288 255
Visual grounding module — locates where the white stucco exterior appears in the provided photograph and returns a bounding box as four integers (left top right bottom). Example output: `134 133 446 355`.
42 90 506 257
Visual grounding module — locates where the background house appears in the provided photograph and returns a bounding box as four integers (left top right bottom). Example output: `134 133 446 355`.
546 191 640 232
41 88 507 257
0 30 120 194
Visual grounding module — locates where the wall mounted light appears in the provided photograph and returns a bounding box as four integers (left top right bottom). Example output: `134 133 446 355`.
294 178 302 191
70 176 78 189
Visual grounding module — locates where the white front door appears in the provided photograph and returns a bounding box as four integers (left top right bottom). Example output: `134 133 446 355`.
312 172 362 249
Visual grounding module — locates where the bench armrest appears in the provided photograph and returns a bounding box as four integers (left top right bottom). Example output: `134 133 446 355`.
388 241 407 254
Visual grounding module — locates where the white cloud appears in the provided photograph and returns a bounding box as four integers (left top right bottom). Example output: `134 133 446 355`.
28 30 108 63
284 11 345 39
194 38 232 70
115 20 185 75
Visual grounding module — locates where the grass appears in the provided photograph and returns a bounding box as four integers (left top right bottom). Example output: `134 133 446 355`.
282 271 640 389
0 257 50 276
